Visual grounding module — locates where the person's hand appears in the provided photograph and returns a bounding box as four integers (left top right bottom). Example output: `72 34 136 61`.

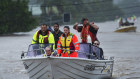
91 24 99 30
74 22 78 26
93 25 99 30
73 22 78 30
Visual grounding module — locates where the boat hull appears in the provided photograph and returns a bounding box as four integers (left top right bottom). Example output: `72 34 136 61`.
22 57 114 79
115 26 136 32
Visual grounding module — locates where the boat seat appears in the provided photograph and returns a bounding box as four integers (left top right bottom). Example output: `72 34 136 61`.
90 45 101 59
78 43 102 59
26 44 53 57
78 43 91 59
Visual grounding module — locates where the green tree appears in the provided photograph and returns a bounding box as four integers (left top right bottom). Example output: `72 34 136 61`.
34 0 124 24
0 0 37 34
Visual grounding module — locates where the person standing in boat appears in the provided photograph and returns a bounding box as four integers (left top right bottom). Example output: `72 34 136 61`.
73 18 99 44
52 23 63 49
56 26 80 57
32 24 55 49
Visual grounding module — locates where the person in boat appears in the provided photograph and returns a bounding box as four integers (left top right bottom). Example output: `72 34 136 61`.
93 40 104 59
32 24 55 49
73 18 99 44
124 18 130 26
125 18 134 26
119 18 123 27
52 23 63 49
56 26 80 57
44 46 52 56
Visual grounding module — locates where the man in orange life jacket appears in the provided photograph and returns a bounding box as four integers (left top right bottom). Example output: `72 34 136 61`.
56 26 79 57
32 24 55 49
73 18 99 44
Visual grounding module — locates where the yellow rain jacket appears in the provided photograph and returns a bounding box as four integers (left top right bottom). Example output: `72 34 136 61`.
32 30 55 49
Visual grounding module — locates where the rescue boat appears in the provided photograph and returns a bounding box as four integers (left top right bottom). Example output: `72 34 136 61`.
21 44 114 79
115 25 136 32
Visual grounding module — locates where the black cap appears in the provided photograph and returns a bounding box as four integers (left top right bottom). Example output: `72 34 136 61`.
64 26 70 30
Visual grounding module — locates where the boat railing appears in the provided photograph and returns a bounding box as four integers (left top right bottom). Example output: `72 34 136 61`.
21 43 104 60
54 43 103 60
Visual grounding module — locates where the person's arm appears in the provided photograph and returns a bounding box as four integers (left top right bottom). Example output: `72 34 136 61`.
57 36 62 56
32 31 38 44
73 22 78 30
89 24 98 44
89 24 99 34
73 22 83 32
72 35 80 52
48 32 55 50
90 22 99 30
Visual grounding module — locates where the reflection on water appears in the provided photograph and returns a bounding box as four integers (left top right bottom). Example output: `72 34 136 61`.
0 18 140 79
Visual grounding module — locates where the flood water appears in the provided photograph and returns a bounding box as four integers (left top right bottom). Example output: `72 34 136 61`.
0 18 140 79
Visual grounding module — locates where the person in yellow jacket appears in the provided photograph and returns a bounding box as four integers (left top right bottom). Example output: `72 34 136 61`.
32 24 55 50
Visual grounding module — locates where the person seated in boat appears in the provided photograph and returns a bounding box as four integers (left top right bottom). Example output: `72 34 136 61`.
32 23 55 49
93 41 104 59
123 18 134 26
56 26 80 57
44 46 52 56
73 18 99 44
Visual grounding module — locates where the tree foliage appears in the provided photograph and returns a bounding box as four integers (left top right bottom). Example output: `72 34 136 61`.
0 0 37 34
39 0 124 24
